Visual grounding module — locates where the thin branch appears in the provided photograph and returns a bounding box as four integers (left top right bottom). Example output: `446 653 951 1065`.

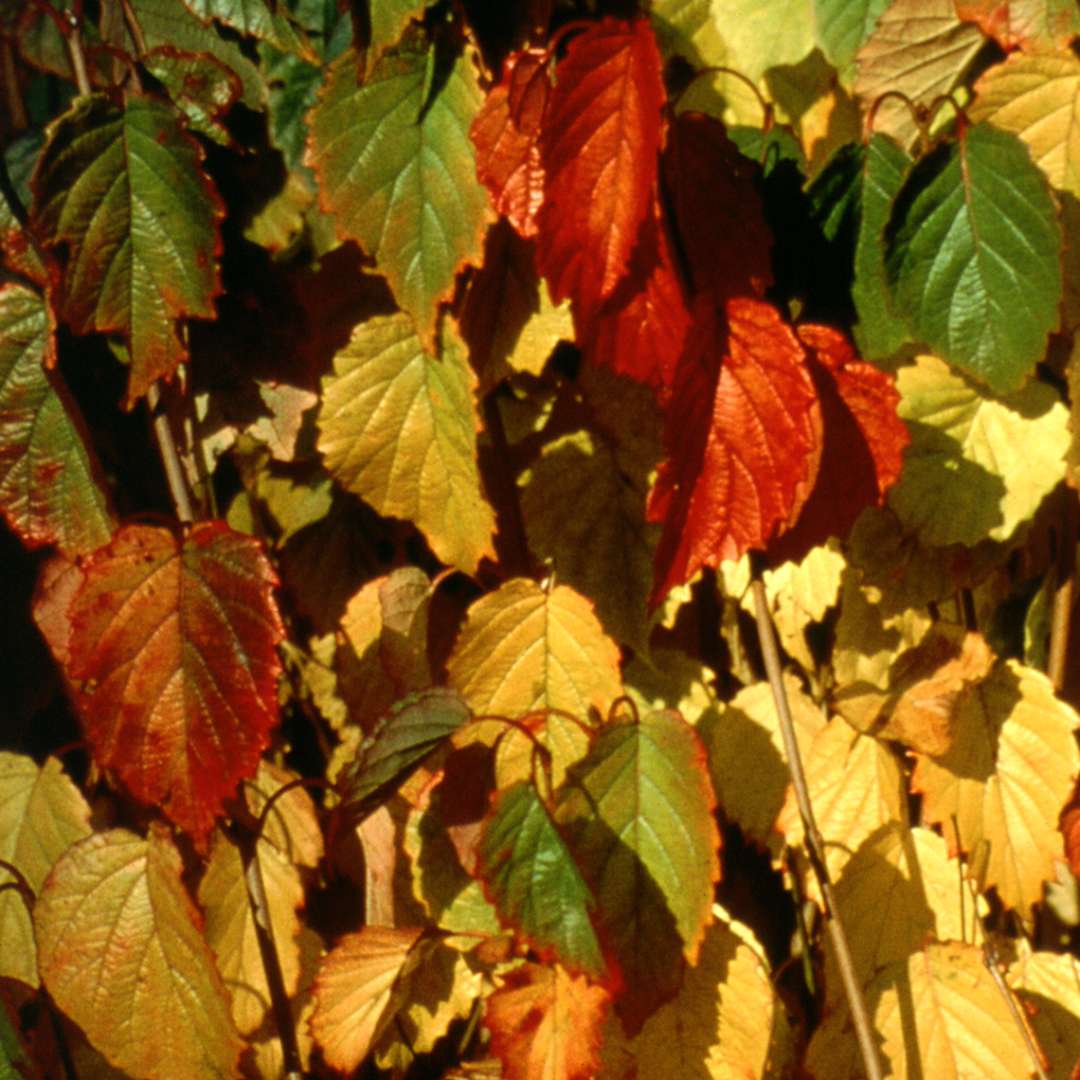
147 383 194 524
750 574 884 1080
1048 493 1077 691
982 939 1050 1080
61 10 92 97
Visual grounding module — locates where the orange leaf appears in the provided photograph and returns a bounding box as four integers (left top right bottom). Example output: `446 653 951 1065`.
648 298 819 603
471 48 549 238
955 0 1080 50
536 18 664 314
485 963 610 1080
60 522 283 842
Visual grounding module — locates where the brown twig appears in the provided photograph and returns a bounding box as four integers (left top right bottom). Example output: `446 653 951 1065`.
750 574 884 1080
147 384 195 524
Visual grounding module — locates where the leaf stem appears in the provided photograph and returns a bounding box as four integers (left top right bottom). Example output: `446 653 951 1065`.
0 857 35 912
147 383 195 524
749 574 884 1080
981 937 1049 1080
1048 493 1077 691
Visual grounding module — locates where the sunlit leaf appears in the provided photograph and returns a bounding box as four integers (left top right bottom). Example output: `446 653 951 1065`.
485 963 611 1080
60 522 283 843
0 753 91 987
886 124 1062 393
31 95 224 406
243 759 324 868
478 781 605 979
554 710 720 1030
181 0 313 56
0 284 112 556
368 0 428 67
813 0 891 81
956 0 1080 50
307 42 490 347
912 659 1080 913
1009 949 1080 1078
34 826 242 1080
142 47 241 145
447 578 623 719
317 313 496 575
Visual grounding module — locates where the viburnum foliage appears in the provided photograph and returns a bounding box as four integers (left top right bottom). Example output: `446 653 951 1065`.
5 0 1080 1076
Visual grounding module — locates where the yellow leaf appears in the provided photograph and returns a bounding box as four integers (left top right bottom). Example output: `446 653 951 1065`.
777 716 907 901
317 313 496 575
889 354 1069 547
244 759 324 869
700 674 826 850
600 906 795 1079
1009 949 1080 1078
447 578 623 719
912 659 1080 913
0 753 91 987
855 0 984 147
34 826 242 1080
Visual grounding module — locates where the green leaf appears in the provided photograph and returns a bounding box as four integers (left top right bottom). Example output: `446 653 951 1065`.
885 123 1063 393
813 0 890 81
888 354 1068 547
142 48 241 146
853 133 914 361
369 0 429 67
0 284 112 555
340 688 471 821
181 0 313 57
478 780 605 980
0 130 46 283
317 313 496 574
306 44 491 348
554 709 720 1031
0 753 91 987
31 95 223 407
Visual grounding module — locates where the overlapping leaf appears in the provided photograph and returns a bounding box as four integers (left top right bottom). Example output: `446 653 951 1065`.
57 522 283 842
34 826 242 1080
447 578 623 719
647 298 818 603
181 0 312 56
31 95 224 406
485 963 611 1080
478 781 605 979
813 0 891 81
0 284 112 556
0 754 91 987
307 42 490 347
911 658 1080 913
317 313 496 575
1009 949 1080 1076
885 123 1062 393
554 710 720 1030
956 0 1080 50
536 18 664 314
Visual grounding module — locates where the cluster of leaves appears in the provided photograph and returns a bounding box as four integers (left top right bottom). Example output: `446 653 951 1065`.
4 0 1080 1076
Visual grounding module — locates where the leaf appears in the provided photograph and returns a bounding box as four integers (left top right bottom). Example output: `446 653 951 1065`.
911 658 1080 913
885 123 1063 394
485 963 611 1080
0 284 112 556
446 578 623 719
855 0 985 147
309 925 434 1074
317 313 496 575
197 831 305 1036
661 110 772 305
888 354 1069 546
34 825 242 1080
243 759 324 869
610 907 795 1079
181 0 312 56
647 298 819 604
956 0 1080 50
478 781 605 979
770 323 908 562
808 940 1034 1078
813 0 891 81
699 673 827 850
536 18 664 313
307 43 491 348
61 522 283 843
0 754 91 987
142 47 242 146
1009 949 1080 1079
852 133 914 360
826 823 968 1006
31 95 224 406
554 710 720 1030
368 0 428 67
1 131 46 284
470 48 548 238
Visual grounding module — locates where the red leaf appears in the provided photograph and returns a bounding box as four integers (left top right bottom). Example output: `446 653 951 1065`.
60 522 283 842
577 202 691 392
536 18 664 314
1062 779 1080 879
647 298 819 604
485 963 611 1080
471 48 549 238
663 111 773 304
768 324 909 564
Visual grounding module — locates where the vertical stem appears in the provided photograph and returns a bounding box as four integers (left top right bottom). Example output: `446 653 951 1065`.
750 575 884 1080
147 384 194 524
61 11 91 97
1048 494 1077 691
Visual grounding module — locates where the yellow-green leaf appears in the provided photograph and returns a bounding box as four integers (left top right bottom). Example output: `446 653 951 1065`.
34 826 242 1079
318 313 495 575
